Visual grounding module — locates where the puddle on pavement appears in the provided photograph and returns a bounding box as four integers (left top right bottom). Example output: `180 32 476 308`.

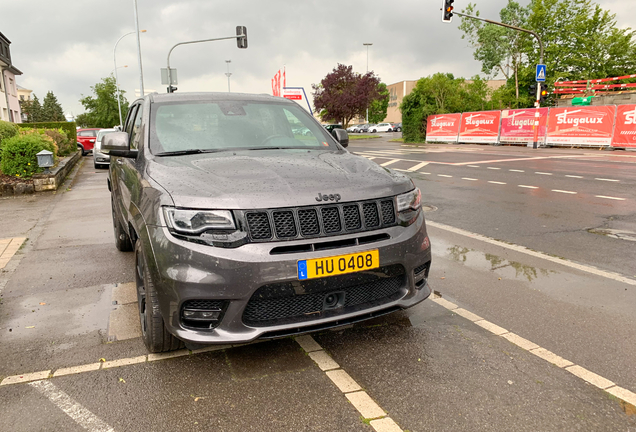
438 238 555 283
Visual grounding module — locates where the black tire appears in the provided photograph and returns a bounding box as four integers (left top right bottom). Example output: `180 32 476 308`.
94 162 99 169
78 144 86 156
135 241 184 353
112 198 133 252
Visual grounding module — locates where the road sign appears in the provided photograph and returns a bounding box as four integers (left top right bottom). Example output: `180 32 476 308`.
536 64 546 82
161 68 178 85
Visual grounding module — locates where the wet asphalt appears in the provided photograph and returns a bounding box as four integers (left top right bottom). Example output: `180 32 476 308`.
0 143 635 431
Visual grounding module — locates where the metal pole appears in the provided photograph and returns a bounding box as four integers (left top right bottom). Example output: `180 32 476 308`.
166 35 240 93
455 12 544 148
225 60 232 92
113 32 135 128
133 0 145 97
363 43 372 123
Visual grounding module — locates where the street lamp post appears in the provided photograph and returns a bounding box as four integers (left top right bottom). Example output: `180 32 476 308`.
114 30 146 128
363 43 373 123
133 0 145 97
225 60 232 92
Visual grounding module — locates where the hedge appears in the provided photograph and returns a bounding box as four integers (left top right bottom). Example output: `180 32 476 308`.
18 121 77 144
0 134 57 178
0 120 19 148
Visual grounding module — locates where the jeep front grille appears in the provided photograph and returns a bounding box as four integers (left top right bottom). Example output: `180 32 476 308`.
242 198 397 242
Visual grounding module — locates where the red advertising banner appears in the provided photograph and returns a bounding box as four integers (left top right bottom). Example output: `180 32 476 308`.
425 113 461 142
458 111 501 144
500 108 548 144
546 106 616 146
612 104 636 148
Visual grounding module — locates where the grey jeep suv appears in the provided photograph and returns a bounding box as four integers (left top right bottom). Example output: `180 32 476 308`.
103 92 432 353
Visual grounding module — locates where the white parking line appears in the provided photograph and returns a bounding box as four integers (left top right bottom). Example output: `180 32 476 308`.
488 181 506 185
420 172 431 175
487 167 501 170
437 174 452 178
467 165 480 168
565 175 583 178
595 178 620 182
461 178 478 181
535 172 552 175
552 190 577 194
595 195 626 201
518 185 539 189
380 159 400 167
29 380 115 432
296 335 403 430
509 169 525 172
430 295 636 408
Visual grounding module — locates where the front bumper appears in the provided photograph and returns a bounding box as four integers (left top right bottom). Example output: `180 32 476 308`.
93 151 111 164
146 211 432 344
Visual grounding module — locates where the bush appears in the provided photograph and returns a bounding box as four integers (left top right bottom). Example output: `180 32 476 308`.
0 120 19 150
0 134 57 179
19 129 59 156
44 129 73 156
17 121 77 144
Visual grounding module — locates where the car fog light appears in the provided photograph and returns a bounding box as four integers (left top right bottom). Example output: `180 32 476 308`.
182 309 221 321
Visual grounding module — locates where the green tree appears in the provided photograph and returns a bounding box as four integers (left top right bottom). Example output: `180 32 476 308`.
41 91 65 122
459 1 530 101
21 94 43 123
460 0 636 108
368 83 390 124
399 73 492 142
79 75 128 128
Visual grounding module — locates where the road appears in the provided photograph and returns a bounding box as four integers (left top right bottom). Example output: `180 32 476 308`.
0 142 634 432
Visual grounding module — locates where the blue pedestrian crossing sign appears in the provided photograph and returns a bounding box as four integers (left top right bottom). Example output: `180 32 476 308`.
536 64 546 82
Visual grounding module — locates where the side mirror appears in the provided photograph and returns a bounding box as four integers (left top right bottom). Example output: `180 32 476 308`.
102 132 137 158
332 128 349 148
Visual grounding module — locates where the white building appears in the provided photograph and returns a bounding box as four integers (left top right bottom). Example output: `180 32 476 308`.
0 31 23 123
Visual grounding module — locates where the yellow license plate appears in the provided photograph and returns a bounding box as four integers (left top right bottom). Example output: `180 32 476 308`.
297 250 379 280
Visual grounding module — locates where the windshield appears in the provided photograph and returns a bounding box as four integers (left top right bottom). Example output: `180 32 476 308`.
97 130 116 141
149 100 337 154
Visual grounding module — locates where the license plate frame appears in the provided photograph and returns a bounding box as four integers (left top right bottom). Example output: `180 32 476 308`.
297 250 379 280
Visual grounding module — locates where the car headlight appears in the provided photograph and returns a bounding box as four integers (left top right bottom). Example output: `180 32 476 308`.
396 188 422 225
163 207 236 235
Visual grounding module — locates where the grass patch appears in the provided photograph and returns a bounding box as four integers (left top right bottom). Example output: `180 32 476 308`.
349 135 382 140
389 138 405 142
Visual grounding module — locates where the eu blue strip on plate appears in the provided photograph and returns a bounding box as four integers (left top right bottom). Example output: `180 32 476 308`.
297 260 308 280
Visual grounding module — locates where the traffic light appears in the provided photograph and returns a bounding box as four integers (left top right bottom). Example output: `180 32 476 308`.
236 26 248 49
539 83 548 103
442 0 454 22
528 84 537 97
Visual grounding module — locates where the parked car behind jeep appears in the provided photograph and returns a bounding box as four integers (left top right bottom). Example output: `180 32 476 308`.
76 128 101 156
103 93 432 353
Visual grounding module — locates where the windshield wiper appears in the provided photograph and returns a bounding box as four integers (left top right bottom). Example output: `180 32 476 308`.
246 146 315 151
155 149 223 157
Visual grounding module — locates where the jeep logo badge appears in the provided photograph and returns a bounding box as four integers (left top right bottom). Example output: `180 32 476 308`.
315 192 341 203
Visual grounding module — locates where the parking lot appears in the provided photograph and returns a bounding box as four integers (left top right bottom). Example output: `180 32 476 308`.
1 139 635 431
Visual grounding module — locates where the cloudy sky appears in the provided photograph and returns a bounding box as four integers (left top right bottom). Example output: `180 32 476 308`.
2 0 635 118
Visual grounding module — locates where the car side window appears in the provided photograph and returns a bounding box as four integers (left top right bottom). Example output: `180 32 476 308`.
78 131 91 137
124 105 138 137
129 105 144 150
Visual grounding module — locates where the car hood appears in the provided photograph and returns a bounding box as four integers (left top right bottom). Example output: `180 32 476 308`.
147 149 413 209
